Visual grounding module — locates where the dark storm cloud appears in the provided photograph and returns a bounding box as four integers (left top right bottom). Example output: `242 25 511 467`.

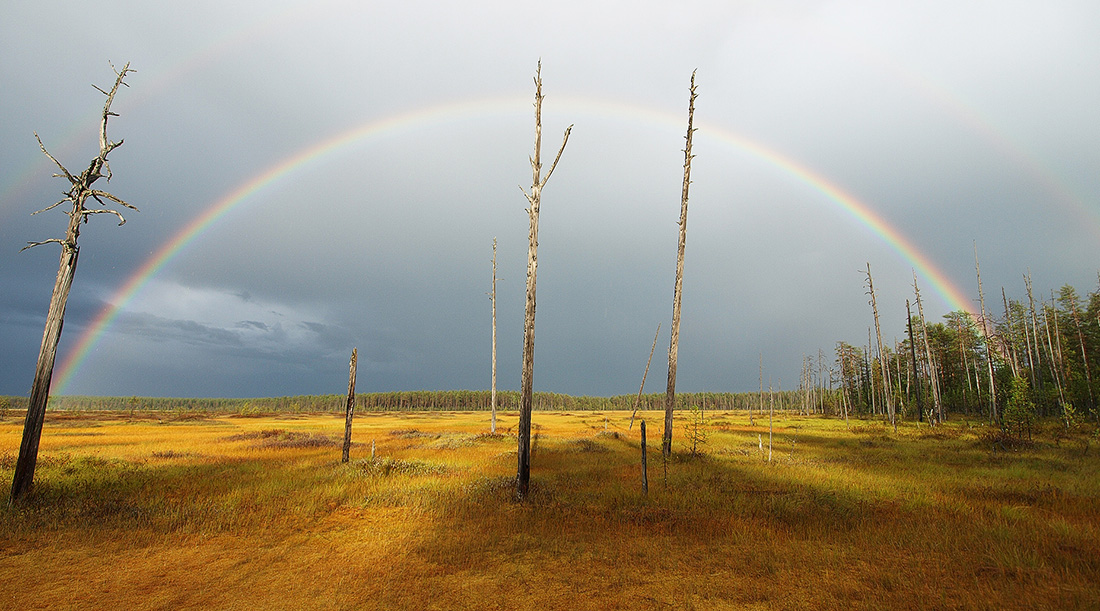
2 0 1098 398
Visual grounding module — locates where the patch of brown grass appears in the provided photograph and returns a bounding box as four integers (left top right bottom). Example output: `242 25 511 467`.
0 411 1097 610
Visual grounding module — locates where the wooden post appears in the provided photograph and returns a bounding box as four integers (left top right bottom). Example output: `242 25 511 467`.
11 63 136 504
517 61 572 500
664 70 698 457
640 420 648 495
342 348 357 463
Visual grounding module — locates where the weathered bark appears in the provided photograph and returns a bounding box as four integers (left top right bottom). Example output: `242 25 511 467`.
490 238 498 434
629 323 661 430
342 348 357 463
865 263 895 432
11 63 136 504
517 61 571 500
664 70 698 457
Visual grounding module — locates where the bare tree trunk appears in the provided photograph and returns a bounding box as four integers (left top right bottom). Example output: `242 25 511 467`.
1069 296 1096 410
11 63 136 504
342 348 357 463
768 379 774 462
914 275 943 424
907 300 924 422
517 62 571 500
1025 271 1043 390
1002 287 1021 379
866 263 895 432
629 323 661 430
664 70 698 457
490 238 498 434
755 352 762 427
975 245 998 424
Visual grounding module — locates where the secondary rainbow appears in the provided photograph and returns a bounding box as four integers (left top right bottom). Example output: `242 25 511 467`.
52 97 977 394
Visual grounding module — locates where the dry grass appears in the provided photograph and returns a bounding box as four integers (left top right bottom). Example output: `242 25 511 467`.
1 410 1098 610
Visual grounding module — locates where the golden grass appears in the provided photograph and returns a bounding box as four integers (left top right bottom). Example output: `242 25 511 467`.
1 410 1098 610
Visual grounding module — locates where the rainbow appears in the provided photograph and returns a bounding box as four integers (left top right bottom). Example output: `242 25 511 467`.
51 96 978 394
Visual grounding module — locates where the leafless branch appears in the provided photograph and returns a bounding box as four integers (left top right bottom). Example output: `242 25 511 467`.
98 62 134 155
19 238 65 252
90 189 137 210
30 199 71 216
541 125 573 188
34 133 75 185
80 208 127 225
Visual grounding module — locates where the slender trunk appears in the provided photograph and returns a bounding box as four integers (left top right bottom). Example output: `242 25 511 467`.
975 245 998 424
664 70 698 457
629 323 661 430
1002 287 1020 379
866 263 895 431
915 275 943 423
517 62 572 499
12 64 134 504
342 348 357 463
490 238 497 434
1044 303 1067 408
907 300 924 422
12 236 80 502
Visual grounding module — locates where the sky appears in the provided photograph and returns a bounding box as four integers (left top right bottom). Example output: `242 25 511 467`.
1 0 1098 399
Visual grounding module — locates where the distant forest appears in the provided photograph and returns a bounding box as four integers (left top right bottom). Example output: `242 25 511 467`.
0 391 797 415
819 279 1099 425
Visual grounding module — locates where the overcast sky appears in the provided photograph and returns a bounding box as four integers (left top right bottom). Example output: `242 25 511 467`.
2 1 1098 399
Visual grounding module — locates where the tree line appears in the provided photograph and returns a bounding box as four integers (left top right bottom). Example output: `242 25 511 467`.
0 390 803 415
803 275 1099 428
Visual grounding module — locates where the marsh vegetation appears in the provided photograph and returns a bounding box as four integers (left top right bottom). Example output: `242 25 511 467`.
1 409 1097 609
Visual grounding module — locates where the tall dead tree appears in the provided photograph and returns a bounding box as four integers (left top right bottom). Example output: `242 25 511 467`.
11 63 136 504
914 274 943 424
663 70 698 457
629 323 661 430
865 263 895 432
906 300 924 422
489 238 498 434
516 61 571 500
974 245 998 424
342 348 357 463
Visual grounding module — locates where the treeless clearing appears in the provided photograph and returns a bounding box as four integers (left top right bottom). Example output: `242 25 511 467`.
1 410 1098 610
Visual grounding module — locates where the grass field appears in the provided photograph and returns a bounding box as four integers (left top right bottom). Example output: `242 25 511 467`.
1 409 1098 610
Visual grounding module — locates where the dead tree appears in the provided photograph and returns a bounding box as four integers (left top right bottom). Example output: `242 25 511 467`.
906 300 924 422
11 63 136 504
865 263 895 432
342 348 357 463
663 70 698 457
516 61 571 500
629 323 661 430
914 274 943 424
974 245 998 424
489 238 498 434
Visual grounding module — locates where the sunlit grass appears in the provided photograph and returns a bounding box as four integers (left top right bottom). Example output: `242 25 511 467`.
1 409 1098 609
